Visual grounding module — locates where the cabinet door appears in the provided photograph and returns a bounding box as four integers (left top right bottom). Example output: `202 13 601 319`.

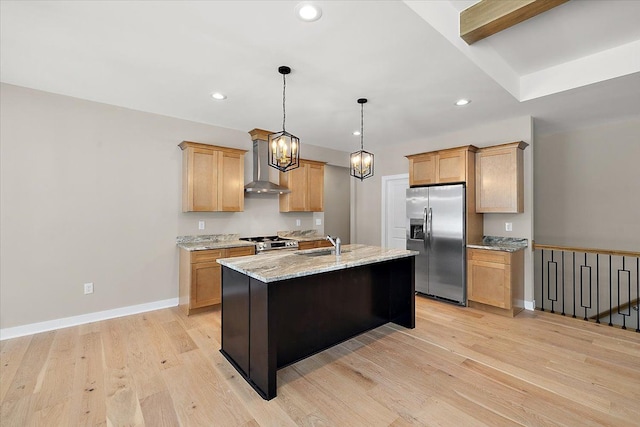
218 151 245 212
315 240 333 249
437 150 466 183
409 154 436 186
191 261 222 308
280 163 308 212
228 246 255 257
187 148 219 212
308 162 324 212
476 147 523 213
468 259 511 309
297 241 317 250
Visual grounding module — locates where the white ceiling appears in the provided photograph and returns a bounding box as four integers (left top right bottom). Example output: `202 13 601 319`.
2 1 639 152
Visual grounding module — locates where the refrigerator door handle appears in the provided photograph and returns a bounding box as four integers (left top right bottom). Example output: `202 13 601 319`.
422 207 427 235
427 207 433 244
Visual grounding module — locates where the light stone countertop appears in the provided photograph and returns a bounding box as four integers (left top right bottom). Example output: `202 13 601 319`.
277 230 326 242
217 244 419 283
176 234 257 251
467 236 528 252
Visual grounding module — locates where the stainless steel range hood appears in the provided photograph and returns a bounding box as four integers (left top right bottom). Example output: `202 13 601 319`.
245 130 291 194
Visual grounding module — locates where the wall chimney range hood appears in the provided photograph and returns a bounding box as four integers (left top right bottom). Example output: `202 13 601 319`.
245 129 291 194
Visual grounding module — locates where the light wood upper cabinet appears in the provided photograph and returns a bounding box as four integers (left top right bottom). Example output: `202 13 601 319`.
218 151 245 212
179 141 247 212
467 248 524 317
307 161 324 212
279 159 325 212
407 146 477 187
408 153 437 186
476 141 528 213
437 149 467 183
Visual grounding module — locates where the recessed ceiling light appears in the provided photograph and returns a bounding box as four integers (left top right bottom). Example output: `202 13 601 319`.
295 2 322 22
211 92 227 100
353 131 361 136
455 99 470 106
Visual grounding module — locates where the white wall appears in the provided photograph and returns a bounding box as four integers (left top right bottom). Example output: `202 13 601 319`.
353 116 535 302
535 117 640 251
0 84 349 329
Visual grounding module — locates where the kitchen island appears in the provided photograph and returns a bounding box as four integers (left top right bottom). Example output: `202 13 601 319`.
217 244 417 400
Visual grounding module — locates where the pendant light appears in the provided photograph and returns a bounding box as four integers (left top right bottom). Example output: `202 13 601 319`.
350 98 374 180
268 66 300 172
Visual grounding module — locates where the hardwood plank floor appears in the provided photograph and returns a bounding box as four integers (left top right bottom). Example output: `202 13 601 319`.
1 296 639 426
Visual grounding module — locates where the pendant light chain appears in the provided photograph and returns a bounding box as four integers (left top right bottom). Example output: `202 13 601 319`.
360 101 364 151
282 72 286 132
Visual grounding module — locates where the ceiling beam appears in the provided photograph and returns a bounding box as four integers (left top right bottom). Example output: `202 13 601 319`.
460 0 569 45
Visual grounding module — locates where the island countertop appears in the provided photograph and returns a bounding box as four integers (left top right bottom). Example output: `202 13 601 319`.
217 244 418 283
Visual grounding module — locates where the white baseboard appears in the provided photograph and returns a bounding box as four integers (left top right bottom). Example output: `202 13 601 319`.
524 300 536 311
0 298 179 341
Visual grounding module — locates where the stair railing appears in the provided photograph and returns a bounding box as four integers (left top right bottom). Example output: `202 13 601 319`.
533 243 639 332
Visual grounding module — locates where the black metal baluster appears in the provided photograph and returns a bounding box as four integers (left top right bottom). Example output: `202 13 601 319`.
596 254 600 324
541 249 545 311
561 251 565 316
609 255 613 327
548 251 557 314
572 251 576 318
580 252 592 321
636 258 640 332
617 257 632 331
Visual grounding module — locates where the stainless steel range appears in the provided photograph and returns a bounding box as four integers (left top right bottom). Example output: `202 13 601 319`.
239 236 298 252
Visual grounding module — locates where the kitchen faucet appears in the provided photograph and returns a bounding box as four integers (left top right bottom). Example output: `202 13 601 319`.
326 235 341 256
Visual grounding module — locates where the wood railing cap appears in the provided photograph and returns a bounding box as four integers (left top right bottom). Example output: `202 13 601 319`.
533 243 640 258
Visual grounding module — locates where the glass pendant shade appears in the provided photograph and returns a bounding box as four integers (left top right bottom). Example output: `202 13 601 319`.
268 130 299 172
350 149 374 180
351 98 374 180
269 65 300 172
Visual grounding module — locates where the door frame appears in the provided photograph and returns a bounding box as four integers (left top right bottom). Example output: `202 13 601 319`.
380 173 409 247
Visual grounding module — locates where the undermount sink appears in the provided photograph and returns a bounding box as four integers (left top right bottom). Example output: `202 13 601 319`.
295 249 350 257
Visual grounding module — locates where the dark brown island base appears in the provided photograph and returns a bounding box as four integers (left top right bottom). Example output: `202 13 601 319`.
217 244 417 400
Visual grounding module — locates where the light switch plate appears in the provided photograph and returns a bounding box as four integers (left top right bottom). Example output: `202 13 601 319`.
296 219 301 226
198 220 205 230
505 222 513 232
315 218 322 226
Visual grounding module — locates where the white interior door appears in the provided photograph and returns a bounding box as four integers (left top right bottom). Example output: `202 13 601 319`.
381 174 409 249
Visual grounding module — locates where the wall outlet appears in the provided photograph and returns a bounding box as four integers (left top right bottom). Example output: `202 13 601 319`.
505 222 513 232
296 219 301 227
315 218 322 226
198 220 205 230
84 282 94 295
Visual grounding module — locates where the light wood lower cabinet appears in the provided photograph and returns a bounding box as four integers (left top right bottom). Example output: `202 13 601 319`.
467 248 524 317
297 239 333 250
179 246 255 315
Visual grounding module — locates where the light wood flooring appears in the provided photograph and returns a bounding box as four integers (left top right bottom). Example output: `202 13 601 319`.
2 297 639 426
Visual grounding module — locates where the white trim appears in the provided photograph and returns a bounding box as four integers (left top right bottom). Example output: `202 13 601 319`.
524 300 536 311
0 298 179 341
381 173 409 247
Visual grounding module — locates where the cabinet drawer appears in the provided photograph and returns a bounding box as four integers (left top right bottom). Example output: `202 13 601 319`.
228 246 255 257
468 249 510 265
191 249 225 263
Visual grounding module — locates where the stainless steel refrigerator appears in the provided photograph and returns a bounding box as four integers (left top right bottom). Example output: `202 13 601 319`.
406 184 466 305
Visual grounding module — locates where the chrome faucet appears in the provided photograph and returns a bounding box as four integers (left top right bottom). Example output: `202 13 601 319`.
326 235 341 256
